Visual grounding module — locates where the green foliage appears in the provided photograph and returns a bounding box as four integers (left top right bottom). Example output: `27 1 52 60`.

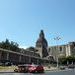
27 46 38 52
0 39 20 52
58 56 67 65
66 56 75 64
58 56 75 65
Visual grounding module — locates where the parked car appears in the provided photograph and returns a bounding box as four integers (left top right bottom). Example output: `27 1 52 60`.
68 64 75 69
14 64 44 73
59 66 66 70
4 62 12 66
14 64 29 73
28 64 44 73
0 63 4 66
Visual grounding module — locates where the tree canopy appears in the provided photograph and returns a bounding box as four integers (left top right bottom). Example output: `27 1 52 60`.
58 56 75 65
0 39 20 52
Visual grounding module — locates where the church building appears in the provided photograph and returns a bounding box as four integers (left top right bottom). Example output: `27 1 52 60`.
35 30 49 58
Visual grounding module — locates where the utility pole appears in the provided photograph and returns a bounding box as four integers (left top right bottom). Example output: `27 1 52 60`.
54 36 61 69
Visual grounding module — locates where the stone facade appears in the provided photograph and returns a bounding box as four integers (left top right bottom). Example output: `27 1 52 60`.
48 45 66 61
66 42 75 57
48 42 75 61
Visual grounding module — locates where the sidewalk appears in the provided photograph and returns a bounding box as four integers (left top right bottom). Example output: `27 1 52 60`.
44 66 57 71
0 66 15 73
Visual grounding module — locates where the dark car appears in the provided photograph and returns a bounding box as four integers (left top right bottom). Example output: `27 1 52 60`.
68 64 75 69
59 66 66 70
14 65 29 73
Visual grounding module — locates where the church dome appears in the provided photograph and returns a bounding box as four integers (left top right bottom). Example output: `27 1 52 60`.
36 30 48 48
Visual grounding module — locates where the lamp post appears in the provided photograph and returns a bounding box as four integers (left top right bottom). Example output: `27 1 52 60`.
54 36 61 69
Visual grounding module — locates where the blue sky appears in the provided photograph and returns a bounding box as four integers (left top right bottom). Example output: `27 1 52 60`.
0 0 75 48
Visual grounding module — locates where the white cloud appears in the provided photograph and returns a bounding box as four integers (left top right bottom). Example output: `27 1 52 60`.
19 45 28 49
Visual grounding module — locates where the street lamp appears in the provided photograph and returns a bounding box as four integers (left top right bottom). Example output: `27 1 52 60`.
54 36 61 69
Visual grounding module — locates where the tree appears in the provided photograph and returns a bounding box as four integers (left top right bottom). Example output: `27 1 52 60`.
0 39 20 52
58 56 67 65
27 46 38 52
66 56 75 64
0 39 10 49
58 56 75 65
